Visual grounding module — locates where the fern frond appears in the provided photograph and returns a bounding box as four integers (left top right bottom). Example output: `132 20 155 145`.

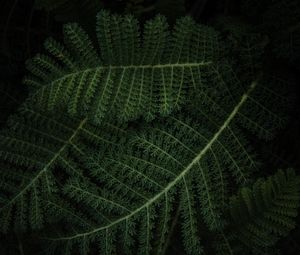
0 104 125 232
43 80 263 254
35 47 292 252
227 169 300 254
24 11 221 122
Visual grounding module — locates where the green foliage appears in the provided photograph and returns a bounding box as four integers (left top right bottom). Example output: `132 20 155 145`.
0 8 299 255
227 169 300 254
0 102 125 232
24 11 221 123
38 67 291 254
45 111 253 253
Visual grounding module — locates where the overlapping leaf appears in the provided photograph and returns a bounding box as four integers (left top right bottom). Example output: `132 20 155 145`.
24 11 221 122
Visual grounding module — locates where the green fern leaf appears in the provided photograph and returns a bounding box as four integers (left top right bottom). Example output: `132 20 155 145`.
24 10 221 122
43 79 265 254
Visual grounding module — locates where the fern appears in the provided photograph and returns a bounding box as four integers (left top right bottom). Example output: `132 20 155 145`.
0 10 298 255
40 71 289 254
0 103 125 232
224 169 300 254
24 10 221 122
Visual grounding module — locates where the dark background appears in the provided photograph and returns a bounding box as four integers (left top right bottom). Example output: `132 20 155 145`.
0 0 299 254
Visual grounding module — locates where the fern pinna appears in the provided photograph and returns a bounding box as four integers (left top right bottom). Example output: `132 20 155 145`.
0 10 299 255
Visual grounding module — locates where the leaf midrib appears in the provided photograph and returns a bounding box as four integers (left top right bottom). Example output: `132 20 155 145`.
39 61 213 87
48 80 258 241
